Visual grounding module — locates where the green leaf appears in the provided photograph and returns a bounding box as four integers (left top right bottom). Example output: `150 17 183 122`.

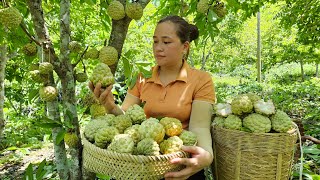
36 159 47 180
122 57 132 78
7 146 18 151
41 116 62 125
35 122 62 128
23 163 34 180
55 129 66 145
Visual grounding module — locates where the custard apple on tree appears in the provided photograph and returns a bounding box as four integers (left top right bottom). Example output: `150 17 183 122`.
179 130 197 146
159 117 183 137
124 124 141 143
64 132 78 148
112 114 132 133
136 138 160 156
29 70 45 83
0 7 22 29
254 99 276 116
69 41 82 53
212 2 227 18
89 63 115 88
94 126 119 148
224 115 242 130
160 136 183 154
99 46 118 66
139 118 165 143
243 113 271 133
75 72 88 82
39 86 58 102
231 94 253 115
270 110 292 133
84 48 99 59
125 3 143 20
197 0 210 14
22 43 37 56
125 104 146 124
107 134 135 154
39 62 53 74
107 1 125 20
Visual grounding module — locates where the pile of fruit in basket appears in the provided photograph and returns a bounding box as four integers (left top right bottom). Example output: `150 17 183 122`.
84 104 197 155
212 93 294 133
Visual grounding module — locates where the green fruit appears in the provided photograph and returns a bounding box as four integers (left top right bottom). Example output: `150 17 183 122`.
64 132 78 148
160 136 183 154
99 46 118 65
69 41 82 53
94 126 119 148
29 70 44 83
89 63 115 88
107 1 125 20
112 114 132 133
136 138 160 156
270 110 292 133
90 103 106 118
231 94 253 115
212 116 225 128
76 72 88 82
159 117 183 137
84 48 99 59
139 118 165 144
125 104 146 124
243 113 271 133
39 86 58 102
124 124 141 143
125 3 143 20
107 134 135 154
224 115 242 130
84 119 113 142
197 0 210 14
212 2 227 18
0 7 22 29
179 130 197 146
39 62 53 74
22 43 37 56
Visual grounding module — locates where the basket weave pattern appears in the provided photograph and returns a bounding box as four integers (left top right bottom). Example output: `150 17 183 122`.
212 126 297 180
82 136 189 180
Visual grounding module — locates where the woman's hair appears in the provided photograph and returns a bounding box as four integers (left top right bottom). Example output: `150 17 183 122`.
158 15 199 43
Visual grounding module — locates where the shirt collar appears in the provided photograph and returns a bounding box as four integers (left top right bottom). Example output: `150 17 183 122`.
147 60 189 84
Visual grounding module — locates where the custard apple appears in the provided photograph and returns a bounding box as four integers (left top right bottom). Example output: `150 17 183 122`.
64 132 78 148
39 62 53 74
22 43 37 56
112 114 132 133
243 113 271 133
197 0 210 14
84 119 112 142
160 136 183 154
29 70 44 83
94 126 119 148
231 94 253 115
224 115 242 130
94 114 116 126
84 48 99 59
136 138 160 156
139 118 165 143
107 134 135 154
179 130 197 146
69 41 82 53
90 103 106 118
125 3 143 20
270 110 292 133
214 103 232 117
89 63 115 88
159 117 183 137
39 86 58 102
244 92 261 103
125 104 146 124
254 99 276 116
107 1 125 20
75 72 88 82
212 2 227 18
124 124 141 143
0 7 22 29
99 46 118 66
212 116 225 128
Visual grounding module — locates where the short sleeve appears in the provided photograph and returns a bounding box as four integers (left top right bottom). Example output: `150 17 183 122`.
127 74 144 98
193 72 215 103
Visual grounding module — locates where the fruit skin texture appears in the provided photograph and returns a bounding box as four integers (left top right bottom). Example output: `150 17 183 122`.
125 104 146 124
39 62 53 74
64 133 79 148
136 138 160 156
22 43 37 56
159 117 183 137
231 94 253 115
0 7 22 29
124 124 141 143
244 92 261 104
94 126 119 148
90 103 106 118
107 134 135 154
270 110 292 133
99 46 118 66
84 48 99 59
107 1 125 20
30 70 44 83
224 115 242 130
69 41 82 53
160 136 183 154
75 72 88 82
39 86 58 102
179 130 197 146
197 0 210 14
139 118 165 144
89 63 115 88
84 119 112 142
212 116 225 128
243 113 271 133
125 3 143 20
112 114 132 133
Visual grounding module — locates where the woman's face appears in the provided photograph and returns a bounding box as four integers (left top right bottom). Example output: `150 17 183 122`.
153 21 188 67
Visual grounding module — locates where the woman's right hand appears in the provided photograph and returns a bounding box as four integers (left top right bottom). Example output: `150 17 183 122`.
88 82 116 113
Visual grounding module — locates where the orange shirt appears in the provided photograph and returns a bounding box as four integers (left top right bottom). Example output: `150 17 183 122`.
128 61 215 129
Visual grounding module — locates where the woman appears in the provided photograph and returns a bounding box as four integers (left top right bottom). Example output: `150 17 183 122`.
90 15 215 180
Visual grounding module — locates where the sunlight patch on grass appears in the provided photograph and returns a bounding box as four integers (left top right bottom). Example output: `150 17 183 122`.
212 75 242 86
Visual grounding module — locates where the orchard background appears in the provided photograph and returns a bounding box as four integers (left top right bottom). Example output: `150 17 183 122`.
0 0 319 179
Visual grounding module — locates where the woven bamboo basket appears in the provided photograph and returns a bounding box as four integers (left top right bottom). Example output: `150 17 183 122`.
82 135 190 180
211 125 298 180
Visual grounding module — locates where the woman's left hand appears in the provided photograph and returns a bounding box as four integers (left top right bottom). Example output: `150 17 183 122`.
164 146 213 180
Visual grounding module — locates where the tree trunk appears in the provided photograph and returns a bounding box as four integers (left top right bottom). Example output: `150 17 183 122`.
316 62 319 77
0 44 7 147
256 10 262 82
26 1 69 179
59 0 82 179
300 59 305 81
